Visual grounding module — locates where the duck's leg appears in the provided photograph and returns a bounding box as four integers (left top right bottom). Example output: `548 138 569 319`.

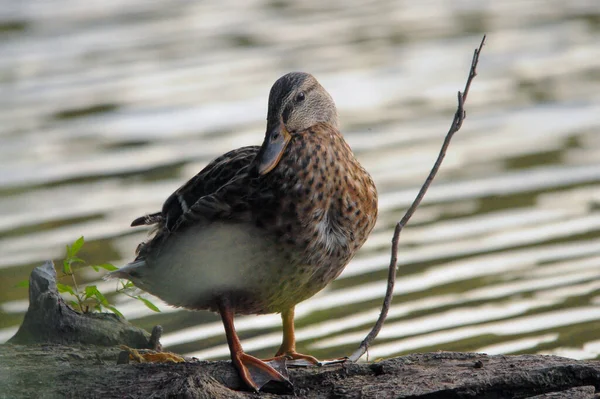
218 300 290 392
265 306 320 366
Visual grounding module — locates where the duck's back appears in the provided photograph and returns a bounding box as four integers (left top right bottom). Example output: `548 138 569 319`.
134 146 260 232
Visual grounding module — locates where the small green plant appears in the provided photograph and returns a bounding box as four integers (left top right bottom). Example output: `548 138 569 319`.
19 236 160 317
57 236 123 316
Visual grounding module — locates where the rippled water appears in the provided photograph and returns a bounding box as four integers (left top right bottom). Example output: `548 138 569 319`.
1 0 600 362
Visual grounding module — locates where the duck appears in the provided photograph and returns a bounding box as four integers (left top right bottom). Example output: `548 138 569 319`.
109 72 378 391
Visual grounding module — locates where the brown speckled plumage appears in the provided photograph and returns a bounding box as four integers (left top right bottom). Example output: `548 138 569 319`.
127 122 377 314
110 72 378 391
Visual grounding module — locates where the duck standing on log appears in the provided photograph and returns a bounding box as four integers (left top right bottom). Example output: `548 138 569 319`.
109 72 379 391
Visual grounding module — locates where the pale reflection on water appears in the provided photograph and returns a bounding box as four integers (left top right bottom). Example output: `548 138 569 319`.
1 0 599 362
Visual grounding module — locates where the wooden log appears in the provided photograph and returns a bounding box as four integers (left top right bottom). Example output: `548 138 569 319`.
2 263 599 398
1 344 599 398
8 261 157 349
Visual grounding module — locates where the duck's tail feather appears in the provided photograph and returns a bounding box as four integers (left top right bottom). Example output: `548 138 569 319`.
131 212 163 227
104 260 146 281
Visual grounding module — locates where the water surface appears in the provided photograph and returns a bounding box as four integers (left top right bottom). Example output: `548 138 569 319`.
1 0 600 361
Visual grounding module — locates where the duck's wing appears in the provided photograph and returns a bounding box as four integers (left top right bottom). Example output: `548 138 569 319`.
130 146 260 231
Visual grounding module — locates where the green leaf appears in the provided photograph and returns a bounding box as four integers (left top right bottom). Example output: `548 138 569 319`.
68 257 85 265
83 285 109 306
91 265 99 272
70 236 85 257
84 285 97 299
95 263 118 272
107 306 124 318
62 259 72 275
93 289 109 307
65 244 72 260
67 300 80 311
57 283 76 296
15 280 29 288
118 280 134 291
138 297 160 313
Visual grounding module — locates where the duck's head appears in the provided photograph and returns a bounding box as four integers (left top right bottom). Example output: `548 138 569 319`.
257 72 338 175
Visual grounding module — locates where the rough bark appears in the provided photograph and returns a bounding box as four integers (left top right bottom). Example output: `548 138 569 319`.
2 263 600 398
1 344 600 398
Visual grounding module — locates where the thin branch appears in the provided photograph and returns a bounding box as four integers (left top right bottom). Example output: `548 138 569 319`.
348 35 486 363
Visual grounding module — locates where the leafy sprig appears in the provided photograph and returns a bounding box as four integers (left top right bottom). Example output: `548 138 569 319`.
19 236 160 317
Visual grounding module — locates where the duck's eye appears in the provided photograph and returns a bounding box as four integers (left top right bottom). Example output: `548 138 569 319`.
295 92 305 103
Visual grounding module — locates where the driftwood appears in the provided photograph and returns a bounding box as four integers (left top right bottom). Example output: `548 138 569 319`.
2 262 600 398
8 261 159 350
1 343 600 398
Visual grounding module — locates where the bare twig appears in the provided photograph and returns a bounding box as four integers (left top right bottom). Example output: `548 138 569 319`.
348 35 486 363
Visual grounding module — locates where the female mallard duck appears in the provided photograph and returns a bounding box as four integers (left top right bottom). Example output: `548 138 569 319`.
109 72 378 391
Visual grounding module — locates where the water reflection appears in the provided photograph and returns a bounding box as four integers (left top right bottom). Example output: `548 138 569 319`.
1 0 599 362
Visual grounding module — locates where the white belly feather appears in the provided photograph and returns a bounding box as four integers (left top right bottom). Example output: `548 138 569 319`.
124 222 297 310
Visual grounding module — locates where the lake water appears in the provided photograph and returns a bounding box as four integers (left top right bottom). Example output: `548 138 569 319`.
1 0 600 362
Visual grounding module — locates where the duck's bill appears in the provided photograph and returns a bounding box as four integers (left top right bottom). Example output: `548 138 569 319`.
257 122 292 175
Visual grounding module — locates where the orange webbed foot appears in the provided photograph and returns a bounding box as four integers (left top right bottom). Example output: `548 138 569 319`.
233 351 292 392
